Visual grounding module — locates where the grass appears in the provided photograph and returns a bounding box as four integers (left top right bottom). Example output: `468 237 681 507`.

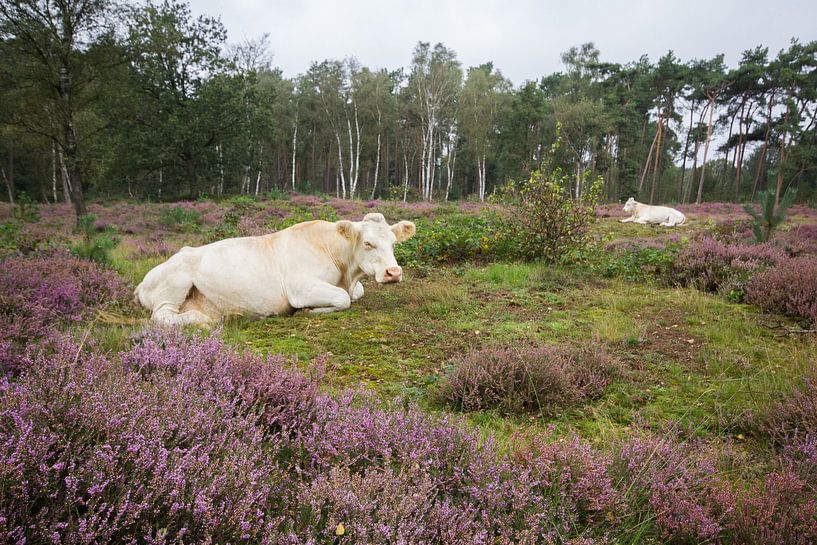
89 209 817 479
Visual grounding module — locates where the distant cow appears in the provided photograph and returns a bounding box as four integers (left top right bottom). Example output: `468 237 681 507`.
620 198 686 227
135 213 416 325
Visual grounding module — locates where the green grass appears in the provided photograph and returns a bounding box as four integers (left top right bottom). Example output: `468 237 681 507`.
105 215 817 474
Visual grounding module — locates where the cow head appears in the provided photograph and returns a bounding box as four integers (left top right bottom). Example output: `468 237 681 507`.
336 213 416 284
623 197 637 213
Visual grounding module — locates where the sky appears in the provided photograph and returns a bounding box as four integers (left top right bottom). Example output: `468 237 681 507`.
187 0 816 86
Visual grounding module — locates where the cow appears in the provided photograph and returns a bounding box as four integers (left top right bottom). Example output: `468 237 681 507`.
135 212 416 325
619 197 686 227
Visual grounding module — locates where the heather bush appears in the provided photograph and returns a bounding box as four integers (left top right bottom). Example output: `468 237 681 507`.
612 432 736 543
670 237 788 296
436 343 622 414
0 252 129 373
0 335 297 544
745 256 817 324
760 368 817 446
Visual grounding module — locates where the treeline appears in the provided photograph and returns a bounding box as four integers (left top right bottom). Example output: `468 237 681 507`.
1 0 816 222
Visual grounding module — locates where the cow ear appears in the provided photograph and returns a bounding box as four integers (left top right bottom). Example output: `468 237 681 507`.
391 220 416 242
363 212 386 223
336 220 356 240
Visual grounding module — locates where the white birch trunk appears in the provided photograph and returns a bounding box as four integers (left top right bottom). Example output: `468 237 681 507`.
402 149 409 202
371 131 382 200
291 111 298 191
58 150 72 205
217 145 224 196
335 132 346 199
51 143 58 203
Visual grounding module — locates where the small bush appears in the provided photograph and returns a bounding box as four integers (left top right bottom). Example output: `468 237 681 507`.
436 343 622 414
160 205 202 228
760 369 817 446
743 188 797 243
745 256 817 324
496 167 600 263
11 192 40 223
395 213 502 269
70 214 120 265
0 251 130 373
670 237 788 295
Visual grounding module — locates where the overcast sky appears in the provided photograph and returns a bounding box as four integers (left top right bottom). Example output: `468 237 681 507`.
187 0 815 86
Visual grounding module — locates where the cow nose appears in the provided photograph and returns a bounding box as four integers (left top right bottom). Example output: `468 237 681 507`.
384 266 403 282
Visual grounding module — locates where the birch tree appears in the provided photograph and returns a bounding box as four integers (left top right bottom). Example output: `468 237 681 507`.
408 42 462 201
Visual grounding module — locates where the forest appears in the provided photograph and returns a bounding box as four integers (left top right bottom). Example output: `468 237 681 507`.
1 0 816 222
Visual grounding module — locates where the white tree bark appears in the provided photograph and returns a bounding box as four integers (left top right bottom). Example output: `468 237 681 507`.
697 97 716 204
58 150 72 205
51 143 58 203
291 110 298 191
445 133 457 201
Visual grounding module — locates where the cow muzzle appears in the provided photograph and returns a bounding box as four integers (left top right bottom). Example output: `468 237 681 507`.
382 266 403 283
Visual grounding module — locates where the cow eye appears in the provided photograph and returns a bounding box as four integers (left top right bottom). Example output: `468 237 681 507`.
364 241 375 250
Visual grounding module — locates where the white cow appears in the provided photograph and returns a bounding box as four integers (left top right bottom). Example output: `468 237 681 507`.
620 197 686 227
135 213 416 325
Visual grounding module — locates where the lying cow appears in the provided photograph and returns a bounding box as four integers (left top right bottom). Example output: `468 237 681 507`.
620 197 686 227
135 212 416 325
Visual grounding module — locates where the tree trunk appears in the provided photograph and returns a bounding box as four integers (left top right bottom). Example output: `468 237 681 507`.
751 95 774 200
649 111 663 204
371 131 382 200
696 98 716 204
58 64 87 222
58 150 72 205
51 144 58 203
638 119 660 194
678 103 696 202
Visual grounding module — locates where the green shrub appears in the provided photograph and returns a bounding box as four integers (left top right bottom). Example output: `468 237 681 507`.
743 188 797 243
11 192 40 223
496 130 600 263
160 206 201 229
71 214 120 265
573 244 681 282
395 213 504 269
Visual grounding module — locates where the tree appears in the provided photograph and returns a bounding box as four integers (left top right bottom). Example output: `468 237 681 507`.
0 0 119 222
460 63 511 201
407 42 462 201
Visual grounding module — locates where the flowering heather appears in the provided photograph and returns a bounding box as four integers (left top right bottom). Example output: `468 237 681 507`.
745 256 817 324
671 237 789 293
0 252 130 372
436 343 622 414
611 432 735 542
3 328 817 543
760 369 817 446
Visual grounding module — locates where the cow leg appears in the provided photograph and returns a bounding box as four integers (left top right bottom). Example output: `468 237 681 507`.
620 216 634 223
289 281 351 314
351 281 364 302
635 218 649 224
153 303 212 326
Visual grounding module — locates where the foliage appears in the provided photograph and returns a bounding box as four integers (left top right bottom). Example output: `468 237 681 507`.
760 368 817 447
436 343 622 414
10 192 40 222
670 237 788 297
0 252 129 373
70 214 120 265
743 188 798 242
497 143 601 263
574 243 681 282
745 256 817 324
160 205 202 229
394 213 503 269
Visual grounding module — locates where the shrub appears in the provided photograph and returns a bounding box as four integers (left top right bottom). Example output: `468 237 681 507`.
743 188 797 243
745 256 817 324
760 369 817 446
497 167 601 263
611 432 735 542
11 191 40 223
395 213 503 269
160 205 202 228
0 252 130 373
670 237 788 295
436 343 622 414
70 214 120 265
